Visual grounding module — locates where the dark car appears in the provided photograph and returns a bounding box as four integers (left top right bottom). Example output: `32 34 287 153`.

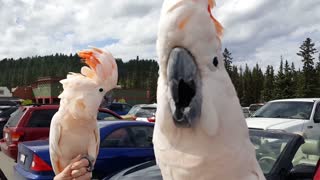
122 104 157 122
108 103 132 115
105 129 320 180
0 106 19 139
0 100 18 113
14 121 155 180
0 104 122 160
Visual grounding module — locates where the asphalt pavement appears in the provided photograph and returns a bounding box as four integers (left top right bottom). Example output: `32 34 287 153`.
0 151 15 180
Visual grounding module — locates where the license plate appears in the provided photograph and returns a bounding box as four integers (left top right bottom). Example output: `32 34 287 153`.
20 154 26 164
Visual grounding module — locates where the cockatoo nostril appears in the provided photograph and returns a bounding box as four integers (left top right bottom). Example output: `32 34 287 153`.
167 47 202 127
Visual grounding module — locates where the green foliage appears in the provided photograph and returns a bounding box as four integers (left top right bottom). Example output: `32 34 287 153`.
223 48 233 74
228 38 320 106
0 54 82 88
1 37 320 106
21 99 33 105
0 54 159 103
262 65 275 102
297 38 318 97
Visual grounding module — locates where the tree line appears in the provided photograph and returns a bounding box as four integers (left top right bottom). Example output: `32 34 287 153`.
0 37 319 106
224 37 320 106
0 54 158 101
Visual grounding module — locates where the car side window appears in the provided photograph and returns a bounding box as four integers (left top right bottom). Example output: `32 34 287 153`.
97 112 117 121
124 105 131 112
101 128 135 148
110 104 122 111
314 104 320 122
101 126 154 148
27 109 57 128
128 126 154 148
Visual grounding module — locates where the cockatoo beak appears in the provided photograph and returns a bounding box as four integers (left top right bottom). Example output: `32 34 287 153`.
167 47 202 128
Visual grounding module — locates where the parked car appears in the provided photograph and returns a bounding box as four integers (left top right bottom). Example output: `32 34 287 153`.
0 104 122 160
107 103 132 115
313 160 320 180
248 103 264 115
105 129 319 180
122 104 157 122
0 100 18 113
14 121 155 180
247 98 320 139
242 107 250 118
0 106 19 139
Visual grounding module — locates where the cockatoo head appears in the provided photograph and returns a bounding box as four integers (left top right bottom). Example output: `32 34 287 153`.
157 0 226 128
59 48 118 120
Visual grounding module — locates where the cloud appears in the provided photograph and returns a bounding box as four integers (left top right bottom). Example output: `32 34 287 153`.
216 0 320 69
0 0 319 71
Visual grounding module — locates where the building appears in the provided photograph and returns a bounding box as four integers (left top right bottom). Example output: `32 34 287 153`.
12 77 152 105
31 77 63 104
106 88 151 105
0 87 12 97
12 86 34 101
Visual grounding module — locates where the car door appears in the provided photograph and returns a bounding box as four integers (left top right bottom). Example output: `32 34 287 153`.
96 125 154 177
23 109 57 141
310 102 320 139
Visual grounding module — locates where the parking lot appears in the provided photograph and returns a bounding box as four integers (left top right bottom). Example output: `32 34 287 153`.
0 151 15 179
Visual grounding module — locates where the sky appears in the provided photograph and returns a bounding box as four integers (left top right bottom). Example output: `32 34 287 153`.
1 0 320 70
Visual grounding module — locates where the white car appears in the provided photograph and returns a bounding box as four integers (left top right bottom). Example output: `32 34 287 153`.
246 98 320 139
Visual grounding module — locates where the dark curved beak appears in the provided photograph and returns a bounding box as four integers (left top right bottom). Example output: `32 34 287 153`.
167 47 202 128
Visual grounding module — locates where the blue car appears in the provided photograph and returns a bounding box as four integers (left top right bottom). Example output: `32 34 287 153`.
107 103 132 115
14 121 155 180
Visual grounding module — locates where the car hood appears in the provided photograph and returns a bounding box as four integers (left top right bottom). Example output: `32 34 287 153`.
121 114 135 120
246 118 305 131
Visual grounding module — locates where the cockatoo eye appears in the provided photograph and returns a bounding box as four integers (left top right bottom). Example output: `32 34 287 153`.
212 57 219 67
99 88 104 92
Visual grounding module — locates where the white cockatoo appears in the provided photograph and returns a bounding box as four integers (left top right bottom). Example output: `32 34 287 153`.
49 48 118 175
153 0 265 179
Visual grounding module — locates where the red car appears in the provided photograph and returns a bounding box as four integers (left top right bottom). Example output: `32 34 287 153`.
0 104 121 160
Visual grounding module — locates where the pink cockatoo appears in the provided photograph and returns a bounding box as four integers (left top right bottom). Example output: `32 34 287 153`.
49 48 118 175
153 0 266 179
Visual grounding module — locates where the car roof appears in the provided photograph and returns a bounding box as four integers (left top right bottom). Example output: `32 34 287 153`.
0 100 18 106
133 104 157 108
98 120 154 128
110 102 130 105
269 98 320 103
143 104 157 108
23 104 59 109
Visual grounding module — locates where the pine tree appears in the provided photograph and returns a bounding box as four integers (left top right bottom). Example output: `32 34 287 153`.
283 60 294 98
230 66 241 97
274 57 286 99
251 64 264 103
295 69 305 98
315 54 320 96
297 38 318 97
291 62 298 96
238 66 244 104
223 48 233 75
262 65 275 102
242 64 254 106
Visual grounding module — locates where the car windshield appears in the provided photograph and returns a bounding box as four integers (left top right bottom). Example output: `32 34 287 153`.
0 107 18 117
252 101 314 120
136 108 156 118
249 130 295 174
127 105 142 115
5 107 24 127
